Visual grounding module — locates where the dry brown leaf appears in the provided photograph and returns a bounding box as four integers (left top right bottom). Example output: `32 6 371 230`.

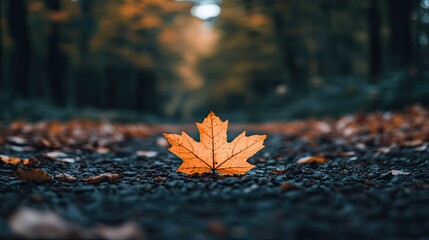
0 154 37 165
271 169 286 175
82 173 122 184
163 111 266 175
296 156 327 164
414 184 429 189
280 182 300 191
16 168 53 183
363 180 377 186
322 151 355 158
55 173 77 183
153 176 165 182
207 220 227 237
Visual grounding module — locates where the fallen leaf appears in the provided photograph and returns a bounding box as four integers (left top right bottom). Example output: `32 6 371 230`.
413 184 429 189
386 170 411 176
376 147 392 154
82 173 122 184
280 182 300 191
10 207 73 239
363 180 377 186
156 137 168 147
7 136 28 145
296 156 327 164
392 170 411 175
153 176 165 182
316 121 331 133
88 222 146 240
55 173 77 183
43 151 67 158
322 151 355 158
207 220 227 237
8 145 35 152
163 111 266 175
271 169 286 175
55 158 76 163
0 154 37 165
29 194 43 204
43 151 76 163
137 150 159 158
414 143 427 151
9 207 146 240
355 143 367 150
16 168 53 183
403 139 423 147
95 147 110 154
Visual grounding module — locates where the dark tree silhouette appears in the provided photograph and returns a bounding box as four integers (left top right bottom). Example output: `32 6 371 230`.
388 0 414 65
369 0 382 78
46 0 67 105
79 0 95 56
266 0 306 87
135 70 158 112
8 0 30 97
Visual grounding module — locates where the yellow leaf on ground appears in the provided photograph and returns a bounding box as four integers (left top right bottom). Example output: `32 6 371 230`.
163 111 266 175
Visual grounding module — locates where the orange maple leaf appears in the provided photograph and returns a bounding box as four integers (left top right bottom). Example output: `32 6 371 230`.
163 111 266 175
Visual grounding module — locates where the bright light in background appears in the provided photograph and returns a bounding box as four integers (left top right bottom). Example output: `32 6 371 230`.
191 4 221 20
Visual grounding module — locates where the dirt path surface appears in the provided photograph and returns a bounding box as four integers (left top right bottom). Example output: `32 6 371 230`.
1 107 429 239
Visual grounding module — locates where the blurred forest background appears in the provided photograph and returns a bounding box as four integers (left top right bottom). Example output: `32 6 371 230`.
1 0 429 122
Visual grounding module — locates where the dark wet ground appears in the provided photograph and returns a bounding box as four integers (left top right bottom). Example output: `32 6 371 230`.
1 131 429 240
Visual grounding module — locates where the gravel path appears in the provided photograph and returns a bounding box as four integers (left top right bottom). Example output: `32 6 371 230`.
1 130 429 240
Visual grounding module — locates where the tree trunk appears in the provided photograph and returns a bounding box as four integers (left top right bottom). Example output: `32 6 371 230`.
46 0 67 105
0 1 4 90
135 70 157 112
8 0 30 97
79 0 95 57
267 0 303 87
369 0 382 78
388 0 413 66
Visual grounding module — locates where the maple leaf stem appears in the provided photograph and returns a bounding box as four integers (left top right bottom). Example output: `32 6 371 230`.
211 114 215 171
